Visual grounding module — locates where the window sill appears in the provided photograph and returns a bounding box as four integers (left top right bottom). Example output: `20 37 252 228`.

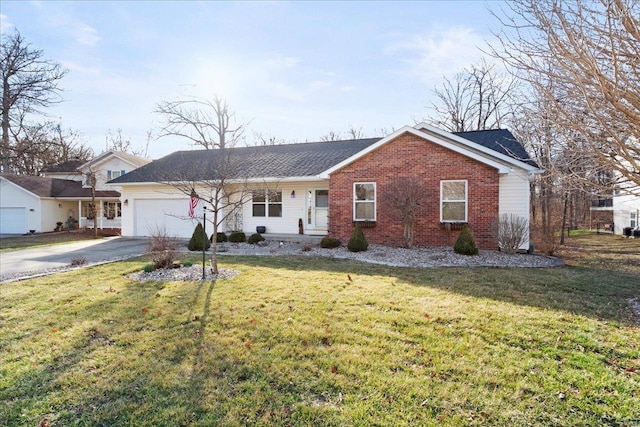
353 220 376 228
441 222 467 230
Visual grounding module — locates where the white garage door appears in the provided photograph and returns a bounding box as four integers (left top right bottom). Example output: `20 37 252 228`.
0 207 26 234
134 199 200 238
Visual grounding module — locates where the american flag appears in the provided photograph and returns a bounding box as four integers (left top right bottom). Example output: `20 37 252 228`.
189 189 199 218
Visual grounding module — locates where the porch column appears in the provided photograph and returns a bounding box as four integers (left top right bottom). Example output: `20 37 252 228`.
78 200 82 228
98 200 103 230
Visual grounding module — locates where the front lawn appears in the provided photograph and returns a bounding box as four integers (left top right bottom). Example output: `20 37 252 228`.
1 237 639 426
0 231 101 252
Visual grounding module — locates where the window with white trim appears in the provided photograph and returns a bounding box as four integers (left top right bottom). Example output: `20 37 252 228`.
107 169 126 180
631 212 637 228
252 190 282 217
354 182 376 221
103 201 121 219
440 180 467 222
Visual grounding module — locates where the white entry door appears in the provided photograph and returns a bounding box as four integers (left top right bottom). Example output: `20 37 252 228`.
307 189 328 231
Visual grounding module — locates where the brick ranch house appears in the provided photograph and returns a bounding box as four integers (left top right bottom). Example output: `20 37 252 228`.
111 123 540 249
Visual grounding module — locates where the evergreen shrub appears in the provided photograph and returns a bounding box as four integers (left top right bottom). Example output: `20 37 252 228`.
453 224 479 255
188 222 211 251
347 223 369 252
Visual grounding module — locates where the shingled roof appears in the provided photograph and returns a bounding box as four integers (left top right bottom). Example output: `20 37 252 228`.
111 128 536 184
111 138 382 183
1 174 120 198
453 129 538 167
41 159 84 174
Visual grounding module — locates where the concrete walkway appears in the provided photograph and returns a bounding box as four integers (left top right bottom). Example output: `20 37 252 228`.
0 237 149 277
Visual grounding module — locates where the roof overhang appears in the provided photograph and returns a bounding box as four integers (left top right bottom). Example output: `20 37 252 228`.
117 176 328 187
79 151 147 171
318 125 536 178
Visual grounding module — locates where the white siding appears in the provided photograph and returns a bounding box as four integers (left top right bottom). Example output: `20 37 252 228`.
613 190 640 234
119 184 193 237
80 156 140 191
120 182 329 238
0 178 41 233
498 170 531 249
40 199 79 232
241 183 321 235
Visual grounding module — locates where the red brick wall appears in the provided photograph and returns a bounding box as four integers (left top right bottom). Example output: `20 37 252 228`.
328 132 500 249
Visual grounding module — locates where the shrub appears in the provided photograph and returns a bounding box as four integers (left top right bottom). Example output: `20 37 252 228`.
188 222 211 251
453 225 479 255
228 231 246 243
182 260 193 267
146 226 180 269
142 263 155 273
347 223 369 252
214 232 228 243
493 213 529 254
247 233 265 244
70 257 87 266
301 244 313 252
320 236 341 249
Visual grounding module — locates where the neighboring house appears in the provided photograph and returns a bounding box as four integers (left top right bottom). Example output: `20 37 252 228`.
613 188 640 235
589 183 640 235
112 124 540 249
0 151 149 234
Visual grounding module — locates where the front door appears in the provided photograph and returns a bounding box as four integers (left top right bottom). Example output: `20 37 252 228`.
307 189 329 231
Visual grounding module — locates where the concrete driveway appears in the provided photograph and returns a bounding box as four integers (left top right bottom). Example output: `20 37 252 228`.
0 237 151 279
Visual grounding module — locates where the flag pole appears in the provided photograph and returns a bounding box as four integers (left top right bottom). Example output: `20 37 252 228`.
202 205 207 280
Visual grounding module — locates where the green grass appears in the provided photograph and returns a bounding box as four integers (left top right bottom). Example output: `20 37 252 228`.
0 237 639 426
0 231 101 252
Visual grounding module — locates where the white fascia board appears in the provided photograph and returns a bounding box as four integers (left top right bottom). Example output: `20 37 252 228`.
414 122 540 173
318 125 513 177
80 151 141 171
0 176 42 199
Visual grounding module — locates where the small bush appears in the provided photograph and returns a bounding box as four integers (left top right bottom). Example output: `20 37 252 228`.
188 223 211 251
247 233 265 244
214 232 228 243
228 231 246 243
493 213 529 254
70 257 87 266
142 263 155 273
347 223 369 252
146 226 180 269
320 236 341 249
301 244 313 252
182 260 193 267
453 225 479 255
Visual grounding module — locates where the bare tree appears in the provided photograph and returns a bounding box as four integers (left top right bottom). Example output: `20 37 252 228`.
1 30 68 172
319 130 342 142
426 59 517 132
252 131 286 146
160 149 254 274
491 0 640 190
155 99 255 274
155 95 248 149
10 122 92 175
381 177 430 248
105 128 146 157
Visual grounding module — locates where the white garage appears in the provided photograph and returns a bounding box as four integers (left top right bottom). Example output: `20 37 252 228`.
0 207 27 234
133 199 200 238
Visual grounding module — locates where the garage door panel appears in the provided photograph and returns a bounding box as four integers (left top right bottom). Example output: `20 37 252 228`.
0 207 26 234
134 199 199 238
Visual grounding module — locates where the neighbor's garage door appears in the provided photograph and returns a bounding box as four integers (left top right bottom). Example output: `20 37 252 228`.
0 207 26 234
134 199 198 238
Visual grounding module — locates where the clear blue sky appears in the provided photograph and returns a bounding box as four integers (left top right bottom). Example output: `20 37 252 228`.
2 1 505 158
